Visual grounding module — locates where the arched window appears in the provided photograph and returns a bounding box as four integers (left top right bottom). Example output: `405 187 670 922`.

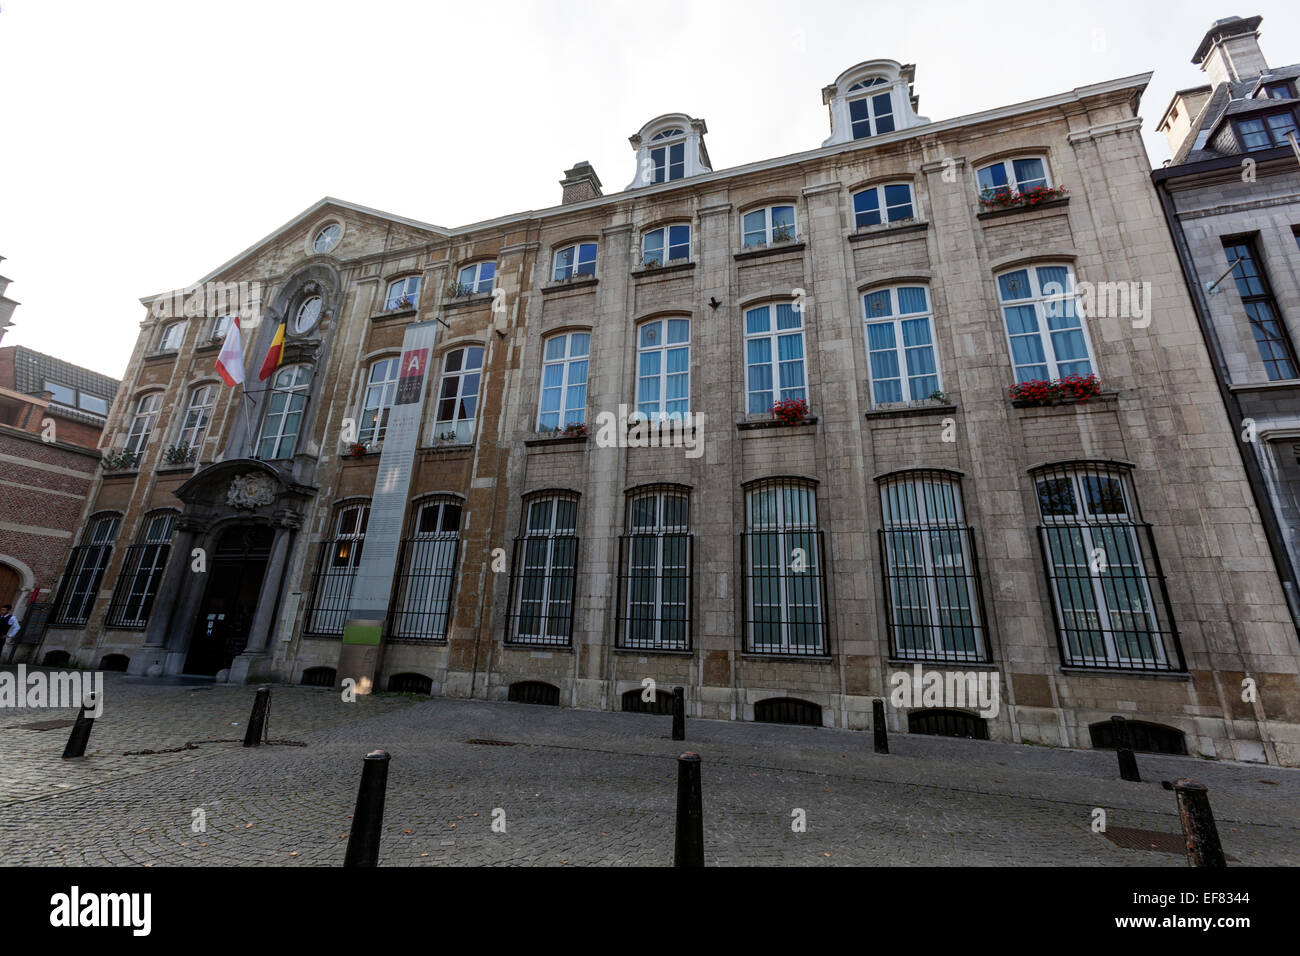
553 242 597 281
1031 463 1182 671
743 479 826 656
52 513 122 627
996 264 1095 383
292 295 323 335
977 156 1050 201
157 322 185 352
433 347 485 444
124 393 162 455
636 318 690 421
507 493 579 645
537 332 589 432
878 472 986 662
358 358 400 445
456 261 496 295
305 501 370 636
618 487 691 650
641 224 690 267
258 364 312 459
390 497 462 640
847 83 894 139
741 205 796 247
384 276 421 311
863 285 940 405
852 183 914 228
744 302 806 414
177 384 217 452
106 510 178 628
649 128 686 182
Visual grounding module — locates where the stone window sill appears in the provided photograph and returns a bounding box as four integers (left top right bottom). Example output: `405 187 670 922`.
143 351 179 364
372 307 417 321
1010 391 1118 410
865 403 957 421
524 434 588 447
733 241 805 262
977 196 1070 220
1058 666 1189 681
611 646 695 657
736 416 818 432
848 221 929 242
502 642 575 653
156 464 198 475
886 658 997 670
632 261 695 279
739 652 832 663
102 470 140 479
541 277 598 295
442 294 494 312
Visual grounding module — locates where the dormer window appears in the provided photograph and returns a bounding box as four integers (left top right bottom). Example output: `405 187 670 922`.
1233 109 1300 151
626 114 711 189
554 243 597 281
1258 80 1297 100
642 224 690 267
822 60 928 147
847 81 895 139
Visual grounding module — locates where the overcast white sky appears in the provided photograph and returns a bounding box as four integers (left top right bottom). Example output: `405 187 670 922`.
2 0 1298 378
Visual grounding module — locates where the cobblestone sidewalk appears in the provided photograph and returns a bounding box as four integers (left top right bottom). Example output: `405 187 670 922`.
1 671 1296 866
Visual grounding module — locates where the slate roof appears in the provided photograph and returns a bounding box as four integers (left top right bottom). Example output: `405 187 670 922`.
1170 63 1300 166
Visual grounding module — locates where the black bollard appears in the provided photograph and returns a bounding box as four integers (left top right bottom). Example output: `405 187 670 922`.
671 686 685 741
242 686 271 748
1162 778 1227 868
872 698 889 754
1111 715 1141 782
61 697 97 759
673 752 704 867
343 750 391 867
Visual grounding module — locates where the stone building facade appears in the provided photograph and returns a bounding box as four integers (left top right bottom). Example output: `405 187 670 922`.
38 54 1300 764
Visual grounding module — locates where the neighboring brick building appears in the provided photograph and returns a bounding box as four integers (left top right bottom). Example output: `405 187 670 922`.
39 52 1300 764
0 339 118 657
1153 14 1300 631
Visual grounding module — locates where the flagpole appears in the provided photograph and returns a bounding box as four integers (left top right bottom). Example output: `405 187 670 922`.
241 379 254 459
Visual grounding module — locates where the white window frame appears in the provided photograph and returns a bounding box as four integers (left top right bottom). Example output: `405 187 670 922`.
635 318 690 421
392 497 462 641
258 364 312 460
457 261 496 295
847 88 895 139
384 276 421 311
358 357 400 445
622 489 691 650
553 242 598 281
512 494 579 644
641 224 691 267
433 346 485 444
292 295 322 335
743 302 807 414
851 183 915 228
177 384 217 450
650 135 686 183
976 155 1051 199
210 311 234 343
996 264 1097 384
744 482 824 655
741 205 797 247
158 322 185 352
863 285 942 406
124 393 162 455
537 332 589 431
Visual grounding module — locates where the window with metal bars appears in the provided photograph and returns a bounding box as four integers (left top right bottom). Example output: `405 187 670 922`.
741 478 827 656
51 513 122 627
388 497 462 641
505 493 579 646
1031 462 1183 672
304 501 370 636
105 511 178 628
877 472 989 663
616 486 691 651
1221 237 1299 381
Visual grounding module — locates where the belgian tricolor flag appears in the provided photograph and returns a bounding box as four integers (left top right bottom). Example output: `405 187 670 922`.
258 321 286 381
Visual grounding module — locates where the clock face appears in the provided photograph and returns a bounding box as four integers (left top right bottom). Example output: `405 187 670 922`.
312 224 341 254
294 295 322 334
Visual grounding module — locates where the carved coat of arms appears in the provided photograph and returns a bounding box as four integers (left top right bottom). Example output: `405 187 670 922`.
226 473 276 510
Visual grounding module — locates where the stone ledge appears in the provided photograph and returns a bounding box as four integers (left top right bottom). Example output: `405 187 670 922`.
142 351 179 365
736 416 818 432
524 434 588 448
886 658 999 671
541 277 598 295
733 241 805 262
848 221 930 242
1010 390 1119 411
419 443 474 458
977 196 1070 221
441 294 493 313
866 403 957 421
611 647 695 657
739 653 832 663
631 261 696 280
371 307 417 321
1058 666 1190 681
501 642 575 654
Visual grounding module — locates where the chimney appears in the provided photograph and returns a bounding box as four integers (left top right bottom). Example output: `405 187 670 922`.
560 162 602 205
1193 15 1268 86
1157 86 1214 157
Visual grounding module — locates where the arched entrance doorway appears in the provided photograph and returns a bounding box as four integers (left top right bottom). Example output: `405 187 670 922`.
0 564 19 607
183 524 274 676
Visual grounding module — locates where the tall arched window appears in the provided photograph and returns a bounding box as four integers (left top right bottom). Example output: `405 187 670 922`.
124 393 162 455
358 357 399 445
177 384 217 452
537 332 589 431
52 513 122 627
384 275 421 311
877 472 986 662
997 264 1095 383
863 285 940 405
743 479 826 656
305 501 369 635
507 493 579 645
258 364 312 459
434 347 485 444
744 302 806 414
1032 462 1182 671
390 497 462 640
618 487 691 650
636 318 690 421
106 511 178 628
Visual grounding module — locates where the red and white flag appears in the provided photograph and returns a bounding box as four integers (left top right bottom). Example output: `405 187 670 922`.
215 316 245 387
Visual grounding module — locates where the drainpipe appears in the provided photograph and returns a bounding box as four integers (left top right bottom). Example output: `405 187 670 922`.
1153 177 1300 637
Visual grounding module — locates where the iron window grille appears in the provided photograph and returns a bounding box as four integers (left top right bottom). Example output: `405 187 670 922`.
304 503 369 637
1031 462 1184 672
741 478 828 656
105 511 178 629
1221 236 1299 381
387 498 462 641
51 513 122 627
877 472 990 663
616 487 692 651
505 494 579 646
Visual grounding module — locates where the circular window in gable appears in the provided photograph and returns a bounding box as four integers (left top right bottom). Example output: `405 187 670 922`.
312 223 341 254
293 295 323 334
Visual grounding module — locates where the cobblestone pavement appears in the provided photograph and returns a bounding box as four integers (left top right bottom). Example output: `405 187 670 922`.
1 670 1297 866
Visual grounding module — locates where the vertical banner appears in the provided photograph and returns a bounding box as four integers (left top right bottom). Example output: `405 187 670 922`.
336 320 438 693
